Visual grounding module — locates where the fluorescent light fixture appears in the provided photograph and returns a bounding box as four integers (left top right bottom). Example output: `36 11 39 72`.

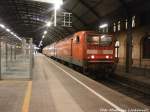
99 23 108 29
14 34 16 37
0 23 22 41
0 24 5 28
10 31 14 35
16 36 22 41
34 46 40 50
54 4 61 10
6 28 10 32
46 21 52 27
32 0 63 5
44 30 47 35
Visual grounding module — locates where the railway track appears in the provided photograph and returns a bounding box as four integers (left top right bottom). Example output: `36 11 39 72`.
94 74 150 106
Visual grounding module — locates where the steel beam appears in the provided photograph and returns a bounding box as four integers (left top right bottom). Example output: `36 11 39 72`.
62 8 90 29
78 0 101 19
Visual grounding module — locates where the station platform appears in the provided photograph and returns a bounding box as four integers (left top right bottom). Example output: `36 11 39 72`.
0 53 149 112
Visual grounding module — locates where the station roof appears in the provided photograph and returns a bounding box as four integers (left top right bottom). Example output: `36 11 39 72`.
0 0 149 46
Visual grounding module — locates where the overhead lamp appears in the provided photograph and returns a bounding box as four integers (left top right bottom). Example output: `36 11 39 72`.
44 31 47 35
6 28 10 32
42 35 45 38
32 0 63 5
13 34 16 36
99 23 108 29
46 21 52 27
10 31 14 35
0 24 5 29
54 4 61 10
16 36 22 41
0 23 22 41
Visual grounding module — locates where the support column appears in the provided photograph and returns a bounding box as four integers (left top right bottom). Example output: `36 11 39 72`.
5 43 8 71
29 38 33 79
14 45 16 60
126 16 133 73
10 45 13 61
0 42 1 80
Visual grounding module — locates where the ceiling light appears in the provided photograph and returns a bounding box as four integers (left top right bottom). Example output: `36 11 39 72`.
46 21 52 27
32 0 63 5
10 32 14 35
99 23 108 29
0 24 5 29
44 31 47 35
42 35 45 38
6 28 10 32
0 23 22 41
54 4 61 10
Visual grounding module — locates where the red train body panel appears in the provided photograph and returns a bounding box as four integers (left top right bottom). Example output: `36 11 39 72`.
43 31 117 73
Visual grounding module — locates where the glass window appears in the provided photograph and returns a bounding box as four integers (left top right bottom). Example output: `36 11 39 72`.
113 23 116 32
118 21 121 31
87 35 100 45
125 19 128 29
132 16 136 28
143 36 150 59
100 35 112 46
87 35 112 46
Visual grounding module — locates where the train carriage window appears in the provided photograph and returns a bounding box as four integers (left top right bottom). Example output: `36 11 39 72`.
142 36 150 59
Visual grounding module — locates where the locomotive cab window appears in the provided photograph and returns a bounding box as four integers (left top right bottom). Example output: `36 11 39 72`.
87 35 100 45
87 34 112 46
100 35 112 46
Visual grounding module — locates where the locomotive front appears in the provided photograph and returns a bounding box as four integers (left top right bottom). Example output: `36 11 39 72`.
84 33 117 73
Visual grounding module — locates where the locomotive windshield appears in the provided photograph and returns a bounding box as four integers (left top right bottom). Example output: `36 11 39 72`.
87 34 112 46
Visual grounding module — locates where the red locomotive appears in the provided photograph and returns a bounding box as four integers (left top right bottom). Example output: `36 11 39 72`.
43 31 118 74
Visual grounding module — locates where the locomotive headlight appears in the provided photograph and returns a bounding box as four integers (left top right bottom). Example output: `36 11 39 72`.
106 55 109 59
91 55 95 59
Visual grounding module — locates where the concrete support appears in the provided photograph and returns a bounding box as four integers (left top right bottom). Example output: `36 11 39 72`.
126 16 133 73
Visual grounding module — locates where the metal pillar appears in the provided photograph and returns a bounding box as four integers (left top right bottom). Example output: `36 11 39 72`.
125 16 133 73
5 43 8 70
29 38 33 80
10 45 13 61
14 45 16 60
0 42 1 80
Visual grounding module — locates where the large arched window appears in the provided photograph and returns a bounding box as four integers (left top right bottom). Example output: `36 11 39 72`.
142 36 150 59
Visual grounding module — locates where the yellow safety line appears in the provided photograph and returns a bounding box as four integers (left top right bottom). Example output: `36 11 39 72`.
22 81 32 112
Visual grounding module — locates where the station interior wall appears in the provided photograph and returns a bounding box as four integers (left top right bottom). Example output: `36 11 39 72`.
117 24 150 70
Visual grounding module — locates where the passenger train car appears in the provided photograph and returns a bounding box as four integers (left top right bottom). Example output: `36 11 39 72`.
43 31 118 74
